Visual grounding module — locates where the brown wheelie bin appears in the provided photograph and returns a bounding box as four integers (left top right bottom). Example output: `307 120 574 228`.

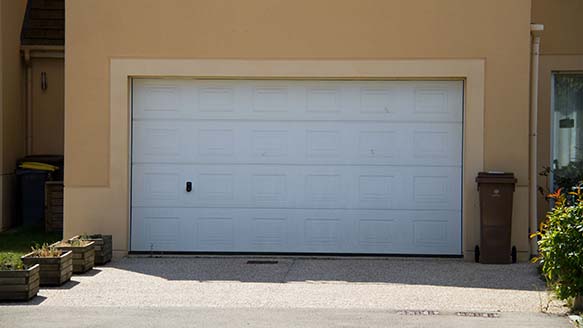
476 172 517 264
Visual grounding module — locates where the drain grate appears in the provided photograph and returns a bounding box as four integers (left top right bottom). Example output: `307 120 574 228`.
456 312 500 318
397 310 439 316
246 260 279 265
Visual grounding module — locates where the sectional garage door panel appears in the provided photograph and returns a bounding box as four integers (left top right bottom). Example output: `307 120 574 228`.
131 208 461 254
131 79 464 255
132 121 463 166
133 80 463 123
132 164 462 211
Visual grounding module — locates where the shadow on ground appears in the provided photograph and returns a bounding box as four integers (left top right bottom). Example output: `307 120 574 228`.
109 257 546 291
42 280 80 290
77 268 102 277
0 295 47 306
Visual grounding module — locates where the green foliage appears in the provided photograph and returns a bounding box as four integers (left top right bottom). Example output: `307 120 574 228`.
78 233 101 240
0 253 24 271
57 239 90 247
79 234 90 240
30 243 62 258
540 160 583 204
532 189 583 301
0 225 62 258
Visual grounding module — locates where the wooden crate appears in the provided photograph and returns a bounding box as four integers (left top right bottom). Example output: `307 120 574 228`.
0 264 40 301
21 251 73 286
53 241 95 273
72 235 112 265
44 181 64 232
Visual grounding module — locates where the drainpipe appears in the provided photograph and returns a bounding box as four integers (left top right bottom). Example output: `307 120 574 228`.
24 49 32 155
530 24 544 257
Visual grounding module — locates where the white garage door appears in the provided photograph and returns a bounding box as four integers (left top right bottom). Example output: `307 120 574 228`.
131 79 463 255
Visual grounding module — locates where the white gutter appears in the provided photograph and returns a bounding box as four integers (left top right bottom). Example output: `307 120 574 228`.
530 24 544 257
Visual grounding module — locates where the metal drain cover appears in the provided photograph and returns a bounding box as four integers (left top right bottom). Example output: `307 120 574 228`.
246 260 279 264
456 312 500 318
397 310 439 316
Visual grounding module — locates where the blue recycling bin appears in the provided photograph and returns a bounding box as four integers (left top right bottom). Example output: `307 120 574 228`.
16 169 51 226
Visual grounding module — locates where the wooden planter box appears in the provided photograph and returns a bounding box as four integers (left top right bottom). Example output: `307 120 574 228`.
71 235 112 265
21 251 73 286
0 264 40 301
53 241 95 273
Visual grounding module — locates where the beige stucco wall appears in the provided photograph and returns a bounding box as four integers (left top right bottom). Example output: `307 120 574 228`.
532 0 583 55
532 0 583 222
31 58 65 156
65 0 533 259
0 0 27 231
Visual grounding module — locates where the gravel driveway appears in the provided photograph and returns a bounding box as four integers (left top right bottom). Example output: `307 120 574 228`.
12 257 563 312
7 256 567 314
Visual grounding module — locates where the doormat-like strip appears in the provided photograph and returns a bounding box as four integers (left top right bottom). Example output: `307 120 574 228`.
397 310 439 316
247 260 279 264
456 312 500 318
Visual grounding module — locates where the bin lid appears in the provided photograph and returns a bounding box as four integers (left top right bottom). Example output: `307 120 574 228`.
476 171 517 184
17 155 63 167
19 161 58 172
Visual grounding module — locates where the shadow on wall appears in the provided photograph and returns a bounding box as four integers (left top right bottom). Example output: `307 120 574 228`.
108 257 545 291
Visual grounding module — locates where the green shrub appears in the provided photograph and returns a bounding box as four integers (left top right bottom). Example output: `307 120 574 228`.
0 253 24 271
532 189 583 301
540 160 583 204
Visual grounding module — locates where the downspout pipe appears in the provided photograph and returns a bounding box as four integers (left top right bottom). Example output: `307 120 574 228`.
530 24 544 257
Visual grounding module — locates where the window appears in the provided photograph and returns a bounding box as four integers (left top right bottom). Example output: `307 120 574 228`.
552 73 583 168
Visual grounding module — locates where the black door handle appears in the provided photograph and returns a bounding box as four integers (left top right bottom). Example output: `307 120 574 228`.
186 181 192 192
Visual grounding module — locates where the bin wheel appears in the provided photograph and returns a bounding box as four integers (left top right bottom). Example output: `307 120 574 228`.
511 246 517 263
475 245 480 263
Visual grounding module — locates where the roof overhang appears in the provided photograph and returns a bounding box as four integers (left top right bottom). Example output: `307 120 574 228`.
21 45 64 63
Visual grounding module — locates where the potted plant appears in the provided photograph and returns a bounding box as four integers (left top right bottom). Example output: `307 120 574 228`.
21 244 73 286
0 253 40 301
52 239 95 273
71 234 112 265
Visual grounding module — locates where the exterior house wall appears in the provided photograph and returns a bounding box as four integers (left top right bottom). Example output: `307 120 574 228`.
30 58 65 155
64 0 533 259
0 0 27 231
532 0 583 222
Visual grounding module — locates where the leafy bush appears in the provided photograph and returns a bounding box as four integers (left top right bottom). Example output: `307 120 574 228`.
0 253 24 271
540 160 583 204
532 189 583 301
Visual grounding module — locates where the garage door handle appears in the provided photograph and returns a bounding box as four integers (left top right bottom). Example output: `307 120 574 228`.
186 181 192 192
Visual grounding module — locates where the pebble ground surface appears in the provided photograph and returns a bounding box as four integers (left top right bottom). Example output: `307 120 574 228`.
0 257 571 327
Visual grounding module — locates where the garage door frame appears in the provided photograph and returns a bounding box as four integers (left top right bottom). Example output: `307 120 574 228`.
108 59 485 260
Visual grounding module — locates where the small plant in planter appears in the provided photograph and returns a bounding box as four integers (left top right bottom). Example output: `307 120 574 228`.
73 234 112 265
0 253 40 301
21 244 73 286
532 189 583 311
52 239 95 274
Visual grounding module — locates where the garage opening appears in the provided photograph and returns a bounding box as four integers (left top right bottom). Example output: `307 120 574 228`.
130 79 463 255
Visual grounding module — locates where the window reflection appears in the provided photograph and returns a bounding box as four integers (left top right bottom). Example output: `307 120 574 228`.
552 74 583 168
